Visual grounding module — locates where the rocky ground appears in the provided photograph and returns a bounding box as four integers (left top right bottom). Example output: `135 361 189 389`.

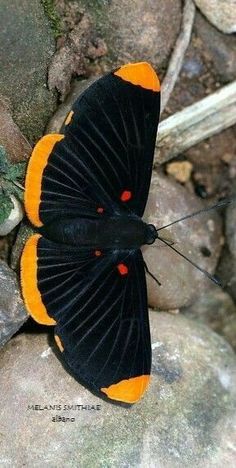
0 0 236 466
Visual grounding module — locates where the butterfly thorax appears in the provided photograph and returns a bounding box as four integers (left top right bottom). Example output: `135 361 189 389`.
38 216 156 250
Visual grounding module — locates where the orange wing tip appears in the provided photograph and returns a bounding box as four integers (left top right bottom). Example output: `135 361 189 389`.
24 133 65 227
64 110 74 126
114 62 160 92
101 375 150 404
55 335 64 352
20 234 56 326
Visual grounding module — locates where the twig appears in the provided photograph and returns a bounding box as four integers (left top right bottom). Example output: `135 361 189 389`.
161 0 196 114
155 80 236 164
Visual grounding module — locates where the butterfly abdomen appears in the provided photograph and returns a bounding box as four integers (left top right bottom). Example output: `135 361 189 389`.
38 216 156 249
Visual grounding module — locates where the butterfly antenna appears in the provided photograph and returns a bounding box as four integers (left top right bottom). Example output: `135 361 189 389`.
158 235 222 287
157 198 235 232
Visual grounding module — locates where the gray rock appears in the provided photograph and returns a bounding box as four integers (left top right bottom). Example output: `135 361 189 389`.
195 12 236 83
0 96 31 163
194 0 236 34
0 260 28 348
71 0 181 70
0 312 236 467
217 246 236 303
0 0 57 144
183 284 236 350
226 200 236 258
92 0 182 70
143 172 222 310
0 195 23 236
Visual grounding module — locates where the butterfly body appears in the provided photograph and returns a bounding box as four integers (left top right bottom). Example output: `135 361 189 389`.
21 62 161 404
39 216 157 249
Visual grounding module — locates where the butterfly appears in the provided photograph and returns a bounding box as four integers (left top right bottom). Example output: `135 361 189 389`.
21 62 161 404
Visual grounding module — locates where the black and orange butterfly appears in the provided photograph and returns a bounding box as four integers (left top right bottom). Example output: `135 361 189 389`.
21 62 161 404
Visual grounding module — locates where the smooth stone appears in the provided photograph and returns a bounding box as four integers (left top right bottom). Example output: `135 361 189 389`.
0 0 57 143
0 260 27 348
225 199 236 258
195 12 236 83
94 0 182 69
166 161 193 184
183 284 236 350
143 172 222 310
0 97 31 163
217 246 236 303
0 312 235 466
0 195 23 236
194 0 236 34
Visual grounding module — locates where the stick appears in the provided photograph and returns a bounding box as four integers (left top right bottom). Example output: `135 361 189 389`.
161 0 196 114
156 80 236 165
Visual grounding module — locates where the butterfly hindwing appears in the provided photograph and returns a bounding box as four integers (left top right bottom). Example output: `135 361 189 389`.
21 235 151 404
24 62 160 227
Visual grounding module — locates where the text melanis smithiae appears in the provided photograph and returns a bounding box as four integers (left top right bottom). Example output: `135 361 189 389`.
21 62 161 404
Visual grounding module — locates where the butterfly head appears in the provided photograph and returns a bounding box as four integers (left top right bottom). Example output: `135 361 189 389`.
146 224 158 245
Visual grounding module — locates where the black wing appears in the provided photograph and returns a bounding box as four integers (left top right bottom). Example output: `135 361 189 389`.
21 235 151 404
24 62 160 227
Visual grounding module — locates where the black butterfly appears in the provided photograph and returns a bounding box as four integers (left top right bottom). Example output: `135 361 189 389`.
21 62 160 404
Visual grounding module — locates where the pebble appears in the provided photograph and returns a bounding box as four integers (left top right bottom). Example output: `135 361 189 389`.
194 0 236 34
143 172 222 310
166 161 193 183
0 97 31 163
195 12 236 83
183 284 236 349
0 260 27 348
0 312 235 467
0 195 23 237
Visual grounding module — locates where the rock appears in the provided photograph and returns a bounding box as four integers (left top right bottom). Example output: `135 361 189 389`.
10 223 35 271
225 199 236 257
0 195 23 236
0 0 57 144
194 0 236 34
216 186 236 303
0 260 28 348
46 77 97 133
48 11 107 98
183 285 236 350
143 172 222 310
0 97 31 163
186 126 236 199
166 161 193 184
182 54 204 79
195 12 236 83
217 246 236 303
95 0 182 70
0 312 236 466
48 0 182 97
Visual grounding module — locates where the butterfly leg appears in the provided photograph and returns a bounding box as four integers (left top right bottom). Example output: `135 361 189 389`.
143 261 162 286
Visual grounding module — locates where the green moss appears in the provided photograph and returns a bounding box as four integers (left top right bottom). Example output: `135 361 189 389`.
0 193 14 225
41 0 62 38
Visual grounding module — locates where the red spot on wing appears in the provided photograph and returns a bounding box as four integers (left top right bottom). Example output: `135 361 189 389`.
97 207 104 214
95 250 102 257
120 190 132 202
117 263 128 275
